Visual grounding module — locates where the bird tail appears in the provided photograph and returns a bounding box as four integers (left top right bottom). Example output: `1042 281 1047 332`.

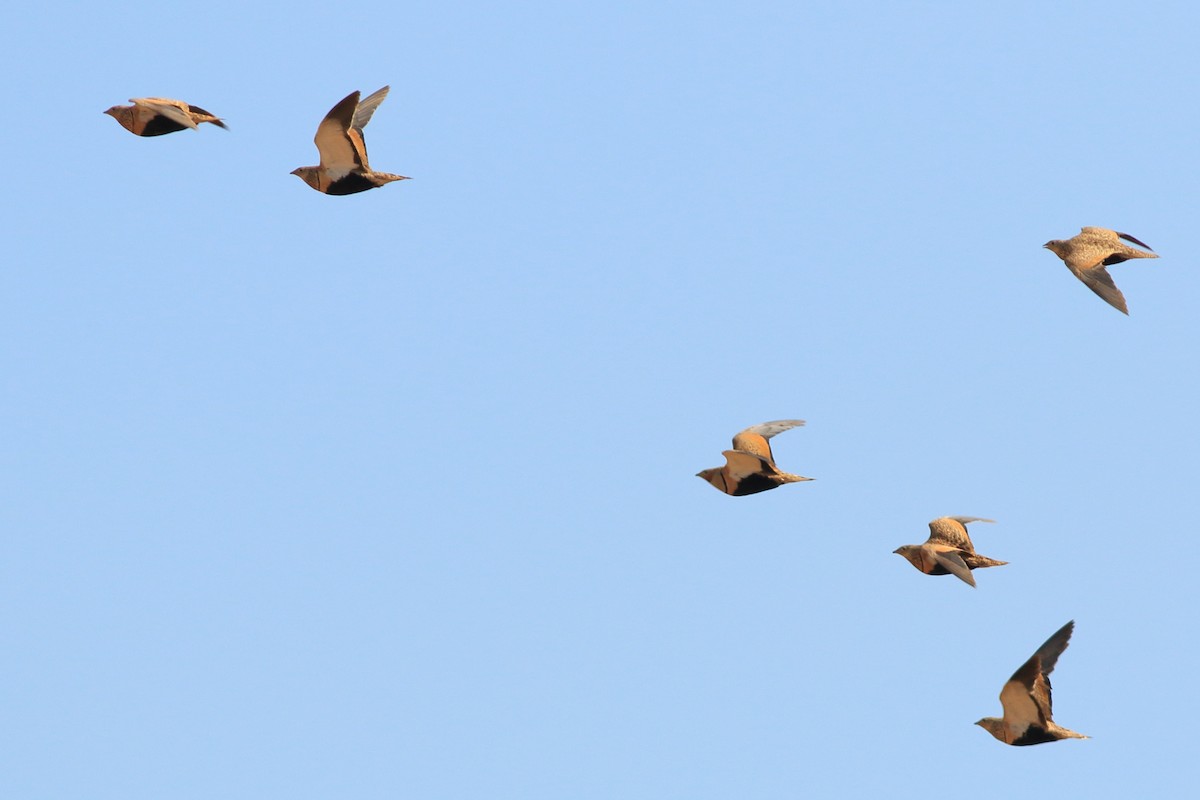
778 472 815 484
185 105 229 130
964 555 1008 569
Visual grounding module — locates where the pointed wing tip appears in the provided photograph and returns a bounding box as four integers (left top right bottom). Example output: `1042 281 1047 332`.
1116 231 1154 251
933 550 975 586
1050 619 1076 641
752 419 806 431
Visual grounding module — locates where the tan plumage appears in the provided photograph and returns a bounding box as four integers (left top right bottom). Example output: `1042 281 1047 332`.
1043 227 1158 315
104 97 228 137
696 420 814 496
893 516 1007 588
291 86 409 195
976 621 1089 746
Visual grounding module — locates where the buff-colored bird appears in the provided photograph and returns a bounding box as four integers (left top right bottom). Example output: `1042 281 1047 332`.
291 86 409 195
1043 227 1158 314
893 516 1007 588
696 420 814 496
976 620 1089 746
104 97 228 136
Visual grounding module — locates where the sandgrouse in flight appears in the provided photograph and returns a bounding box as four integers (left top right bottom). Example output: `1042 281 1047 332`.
976 620 1089 746
696 420 814 496
893 516 1007 588
291 86 409 195
104 98 228 137
1043 227 1158 315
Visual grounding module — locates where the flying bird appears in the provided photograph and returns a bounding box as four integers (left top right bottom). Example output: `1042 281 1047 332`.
104 97 228 137
976 620 1089 746
893 516 1007 588
696 420 814 496
291 86 409 195
1043 227 1158 315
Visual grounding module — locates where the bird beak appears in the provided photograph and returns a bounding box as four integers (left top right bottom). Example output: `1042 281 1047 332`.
892 548 902 555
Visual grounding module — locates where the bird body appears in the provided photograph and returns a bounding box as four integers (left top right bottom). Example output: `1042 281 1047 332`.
697 420 813 496
1043 227 1158 314
104 97 228 136
291 86 409 195
976 620 1089 746
894 516 1006 587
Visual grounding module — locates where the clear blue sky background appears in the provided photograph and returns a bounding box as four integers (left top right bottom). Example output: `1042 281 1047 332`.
4 1 1197 797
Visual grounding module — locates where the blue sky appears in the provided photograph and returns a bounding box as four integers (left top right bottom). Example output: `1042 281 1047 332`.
5 1 1198 797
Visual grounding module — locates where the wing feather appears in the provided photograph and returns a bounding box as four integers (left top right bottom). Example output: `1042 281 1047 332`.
731 420 804 462
132 98 197 130
930 548 976 586
313 91 363 175
1076 265 1129 314
926 516 992 549
720 450 774 481
1116 231 1154 251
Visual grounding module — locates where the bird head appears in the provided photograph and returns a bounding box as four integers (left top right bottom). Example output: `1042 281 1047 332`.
1042 240 1066 257
974 717 1005 741
695 468 727 493
103 106 134 130
290 166 323 192
892 544 920 566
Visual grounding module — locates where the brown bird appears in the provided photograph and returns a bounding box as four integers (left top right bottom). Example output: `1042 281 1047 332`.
291 86 409 195
976 620 1089 746
893 516 1007 588
104 97 228 136
696 420 814 496
1043 227 1158 314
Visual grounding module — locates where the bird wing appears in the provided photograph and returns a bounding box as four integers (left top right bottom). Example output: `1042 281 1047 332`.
999 621 1074 725
731 420 804 463
347 86 390 170
999 654 1052 728
185 104 228 130
352 86 390 132
1030 620 1074 678
1079 226 1118 238
131 97 197 130
720 450 774 481
1116 231 1154 251
1075 265 1129 315
930 547 976 586
946 516 995 527
313 91 364 176
926 516 991 549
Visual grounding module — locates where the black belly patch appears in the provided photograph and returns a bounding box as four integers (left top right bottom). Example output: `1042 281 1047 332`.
139 116 189 136
1012 725 1059 746
326 173 378 195
731 473 778 496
